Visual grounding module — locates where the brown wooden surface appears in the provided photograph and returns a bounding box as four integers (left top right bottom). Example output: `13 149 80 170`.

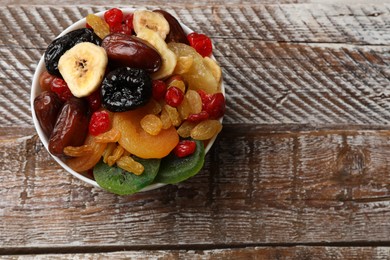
1 1 390 259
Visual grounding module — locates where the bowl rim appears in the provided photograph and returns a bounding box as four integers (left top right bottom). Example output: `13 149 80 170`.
31 7 225 193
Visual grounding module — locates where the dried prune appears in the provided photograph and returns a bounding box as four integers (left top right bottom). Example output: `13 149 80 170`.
44 28 102 77
102 33 162 73
153 10 189 45
34 91 63 137
101 67 152 112
48 97 89 156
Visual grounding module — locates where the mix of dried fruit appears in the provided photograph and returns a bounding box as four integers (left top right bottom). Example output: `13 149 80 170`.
34 8 225 195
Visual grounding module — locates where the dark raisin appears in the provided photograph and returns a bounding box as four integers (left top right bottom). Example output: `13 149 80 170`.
44 28 102 77
101 67 152 112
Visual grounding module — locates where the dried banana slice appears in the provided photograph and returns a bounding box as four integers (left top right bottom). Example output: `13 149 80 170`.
58 42 107 97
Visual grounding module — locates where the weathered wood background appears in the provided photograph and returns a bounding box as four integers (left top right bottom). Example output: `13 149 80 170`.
1 0 390 259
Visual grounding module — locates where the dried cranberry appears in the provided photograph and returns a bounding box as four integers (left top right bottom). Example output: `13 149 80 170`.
187 32 213 57
197 90 225 119
86 88 102 112
89 110 110 136
174 140 196 158
152 80 167 100
197 89 211 108
50 78 73 102
165 86 184 107
187 111 209 122
104 8 123 28
123 13 134 34
205 93 225 119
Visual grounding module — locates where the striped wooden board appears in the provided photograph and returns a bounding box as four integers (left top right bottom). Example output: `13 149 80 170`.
0 1 389 258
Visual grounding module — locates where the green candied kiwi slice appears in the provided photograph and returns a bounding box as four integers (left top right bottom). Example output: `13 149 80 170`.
154 139 205 184
93 157 160 195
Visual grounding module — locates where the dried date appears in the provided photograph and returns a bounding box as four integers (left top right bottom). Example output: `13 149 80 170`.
34 91 63 137
101 33 162 73
48 97 89 156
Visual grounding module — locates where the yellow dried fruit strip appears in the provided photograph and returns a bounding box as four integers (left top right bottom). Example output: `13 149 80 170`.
116 155 145 175
95 128 121 143
63 144 93 157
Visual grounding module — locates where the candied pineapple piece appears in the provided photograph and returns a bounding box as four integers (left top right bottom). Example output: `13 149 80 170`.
168 42 219 94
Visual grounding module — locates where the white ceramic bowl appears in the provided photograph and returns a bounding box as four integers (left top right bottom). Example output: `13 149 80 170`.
31 8 224 193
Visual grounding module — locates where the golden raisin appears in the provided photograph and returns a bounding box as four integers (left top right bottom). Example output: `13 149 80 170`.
177 121 197 138
190 119 222 140
63 144 93 157
140 114 163 136
102 142 117 164
177 97 191 120
186 89 202 114
164 104 182 127
95 128 121 143
107 144 125 167
116 156 144 175
160 106 172 129
86 14 110 39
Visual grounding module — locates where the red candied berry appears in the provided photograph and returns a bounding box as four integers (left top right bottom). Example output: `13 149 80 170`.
205 92 225 119
197 90 225 119
165 86 184 107
152 80 167 100
89 110 110 136
85 88 102 112
110 13 133 35
187 110 209 122
123 13 134 34
197 89 211 108
174 140 196 158
86 23 92 29
187 32 213 57
104 8 123 28
50 78 73 102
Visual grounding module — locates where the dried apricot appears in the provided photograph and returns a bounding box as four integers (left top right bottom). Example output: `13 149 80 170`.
113 101 179 159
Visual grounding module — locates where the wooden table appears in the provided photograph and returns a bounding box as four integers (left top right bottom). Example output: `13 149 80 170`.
1 0 390 259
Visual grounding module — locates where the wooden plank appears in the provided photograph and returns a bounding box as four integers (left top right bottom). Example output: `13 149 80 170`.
1 5 390 128
3 247 390 259
0 0 310 8
0 126 389 249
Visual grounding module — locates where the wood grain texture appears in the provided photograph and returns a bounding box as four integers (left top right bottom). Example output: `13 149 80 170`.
1 1 390 257
3 247 390 259
0 4 390 127
0 126 389 250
